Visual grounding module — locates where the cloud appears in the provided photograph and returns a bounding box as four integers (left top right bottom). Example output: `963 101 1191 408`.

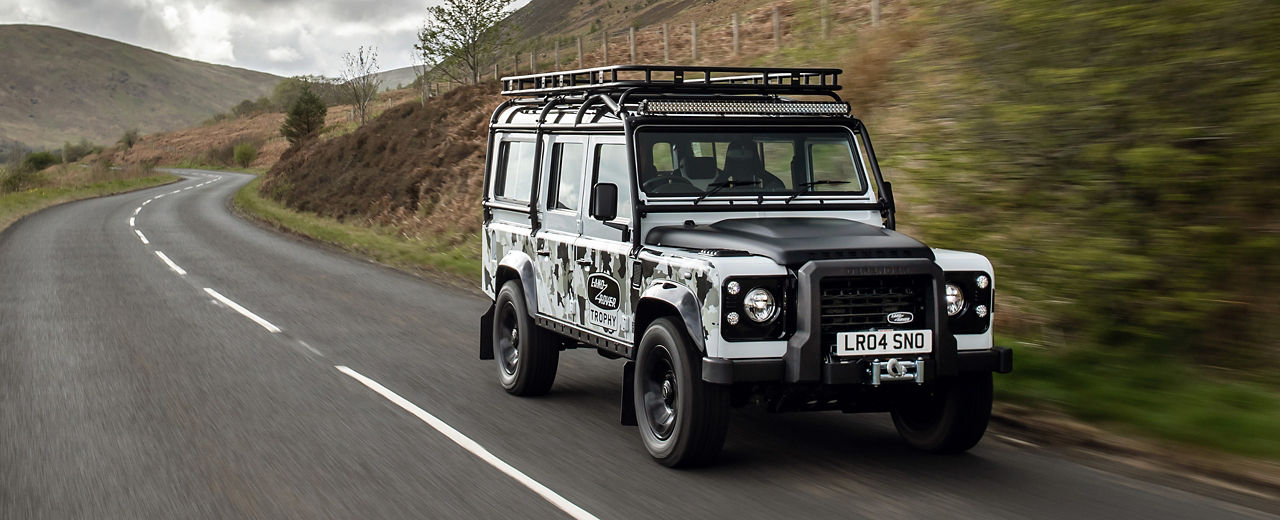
0 0 459 77
266 46 302 63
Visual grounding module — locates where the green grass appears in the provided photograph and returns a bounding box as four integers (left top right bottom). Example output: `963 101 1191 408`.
233 177 480 281
0 173 179 232
997 342 1280 459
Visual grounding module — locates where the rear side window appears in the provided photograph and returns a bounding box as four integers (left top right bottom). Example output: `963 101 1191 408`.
495 140 536 202
547 143 584 211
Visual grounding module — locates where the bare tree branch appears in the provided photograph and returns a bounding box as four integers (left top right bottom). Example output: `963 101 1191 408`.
339 46 382 125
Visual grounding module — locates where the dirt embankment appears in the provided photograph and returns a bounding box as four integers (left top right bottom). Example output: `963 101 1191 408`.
258 83 503 240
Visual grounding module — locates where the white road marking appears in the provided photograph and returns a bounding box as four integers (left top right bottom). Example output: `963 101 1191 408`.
995 434 1037 448
134 229 149 245
155 194 165 199
170 190 181 194
132 207 141 216
142 199 151 206
183 186 192 191
203 288 282 333
128 217 135 227
154 251 187 276
335 366 599 520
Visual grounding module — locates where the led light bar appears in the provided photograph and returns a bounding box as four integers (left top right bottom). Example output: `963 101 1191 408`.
637 100 850 116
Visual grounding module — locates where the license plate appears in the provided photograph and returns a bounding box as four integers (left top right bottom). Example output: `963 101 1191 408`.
835 330 933 357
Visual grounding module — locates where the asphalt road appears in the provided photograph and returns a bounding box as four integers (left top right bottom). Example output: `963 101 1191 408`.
1 170 1275 519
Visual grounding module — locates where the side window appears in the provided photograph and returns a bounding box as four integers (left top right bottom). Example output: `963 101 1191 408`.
760 141 796 188
651 142 674 172
593 144 632 221
547 143 584 211
495 140 536 202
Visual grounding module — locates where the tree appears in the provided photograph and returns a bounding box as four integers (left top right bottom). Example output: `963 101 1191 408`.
280 87 327 145
416 0 514 85
339 46 382 125
410 49 435 107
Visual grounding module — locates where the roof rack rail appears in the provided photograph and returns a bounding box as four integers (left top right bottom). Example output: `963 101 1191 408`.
501 65 842 97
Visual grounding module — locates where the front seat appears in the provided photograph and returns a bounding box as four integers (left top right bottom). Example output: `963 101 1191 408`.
715 139 785 190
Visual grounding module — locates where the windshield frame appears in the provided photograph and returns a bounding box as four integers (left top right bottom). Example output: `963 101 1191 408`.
631 124 874 203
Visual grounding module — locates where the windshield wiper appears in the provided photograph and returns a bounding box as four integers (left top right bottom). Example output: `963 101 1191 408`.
694 180 762 204
786 180 850 203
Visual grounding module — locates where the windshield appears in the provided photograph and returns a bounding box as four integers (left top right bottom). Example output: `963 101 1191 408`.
634 128 868 198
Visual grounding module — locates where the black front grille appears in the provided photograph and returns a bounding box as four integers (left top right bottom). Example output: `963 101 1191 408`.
819 275 933 350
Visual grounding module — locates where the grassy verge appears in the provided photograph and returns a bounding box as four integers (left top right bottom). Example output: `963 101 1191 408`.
233 177 480 281
165 160 266 175
997 343 1280 459
0 172 179 233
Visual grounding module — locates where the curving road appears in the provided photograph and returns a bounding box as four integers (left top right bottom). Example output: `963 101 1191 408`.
0 170 1275 519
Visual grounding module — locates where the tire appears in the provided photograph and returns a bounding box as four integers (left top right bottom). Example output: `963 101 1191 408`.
493 280 558 396
633 317 730 467
891 372 993 454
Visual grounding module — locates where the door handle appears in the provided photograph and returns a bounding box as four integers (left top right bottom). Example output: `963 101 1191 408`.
536 249 551 256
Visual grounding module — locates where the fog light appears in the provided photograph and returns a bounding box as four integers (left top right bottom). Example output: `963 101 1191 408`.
727 281 741 295
945 284 965 316
975 305 988 318
726 312 740 325
976 275 990 289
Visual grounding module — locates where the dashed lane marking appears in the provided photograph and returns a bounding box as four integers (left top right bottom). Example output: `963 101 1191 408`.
203 288 282 333
128 217 135 227
134 230 149 245
154 251 187 276
335 366 600 520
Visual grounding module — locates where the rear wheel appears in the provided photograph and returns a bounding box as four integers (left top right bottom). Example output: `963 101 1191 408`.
891 372 993 454
493 280 558 396
634 317 730 467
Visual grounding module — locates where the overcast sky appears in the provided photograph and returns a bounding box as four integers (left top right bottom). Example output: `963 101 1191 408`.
0 0 531 77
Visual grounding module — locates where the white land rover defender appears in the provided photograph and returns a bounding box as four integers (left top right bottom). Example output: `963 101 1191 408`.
479 66 1012 467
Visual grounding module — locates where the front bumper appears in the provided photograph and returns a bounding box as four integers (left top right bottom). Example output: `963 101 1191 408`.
702 346 1012 385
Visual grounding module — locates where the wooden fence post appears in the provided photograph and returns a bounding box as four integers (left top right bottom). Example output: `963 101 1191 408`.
821 0 829 39
493 62 499 80
554 40 560 69
773 7 781 49
629 27 636 63
530 51 536 73
603 30 609 65
577 37 583 67
691 21 698 61
872 0 880 26
662 23 670 63
732 13 740 56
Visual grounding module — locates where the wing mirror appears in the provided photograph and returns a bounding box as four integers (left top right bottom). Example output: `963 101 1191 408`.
590 183 618 221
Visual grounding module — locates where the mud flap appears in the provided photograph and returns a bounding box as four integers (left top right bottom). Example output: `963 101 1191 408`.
479 304 495 360
621 361 637 426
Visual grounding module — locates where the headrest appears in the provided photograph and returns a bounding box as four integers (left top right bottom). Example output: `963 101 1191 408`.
681 156 718 180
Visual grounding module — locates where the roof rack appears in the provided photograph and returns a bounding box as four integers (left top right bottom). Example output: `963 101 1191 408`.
501 65 842 97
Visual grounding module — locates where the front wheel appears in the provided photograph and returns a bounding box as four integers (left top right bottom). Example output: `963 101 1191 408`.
634 317 730 467
493 280 558 396
890 372 993 454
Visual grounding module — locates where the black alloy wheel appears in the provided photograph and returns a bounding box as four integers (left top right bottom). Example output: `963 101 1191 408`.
633 317 729 467
492 280 558 396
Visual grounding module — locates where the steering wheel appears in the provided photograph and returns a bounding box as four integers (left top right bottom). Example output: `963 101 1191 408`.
643 175 699 193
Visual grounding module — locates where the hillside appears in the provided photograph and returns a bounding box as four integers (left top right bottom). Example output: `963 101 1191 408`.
0 24 280 150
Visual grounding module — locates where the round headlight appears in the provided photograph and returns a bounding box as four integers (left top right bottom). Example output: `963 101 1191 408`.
726 312 740 325
975 275 990 290
743 288 778 323
727 281 741 295
975 304 989 318
945 283 965 316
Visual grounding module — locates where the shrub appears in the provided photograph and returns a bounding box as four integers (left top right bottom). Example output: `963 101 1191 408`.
233 142 258 167
21 151 58 172
281 87 328 145
118 129 140 149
